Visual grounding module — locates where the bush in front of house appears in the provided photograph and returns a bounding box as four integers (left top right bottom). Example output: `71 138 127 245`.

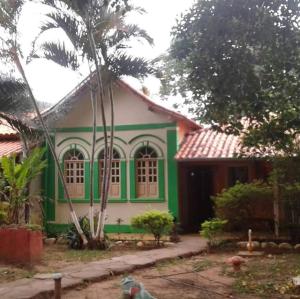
213 181 273 231
131 210 174 246
200 218 227 249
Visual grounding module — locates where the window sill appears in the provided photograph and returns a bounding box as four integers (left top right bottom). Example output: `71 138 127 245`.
58 198 128 203
129 198 165 203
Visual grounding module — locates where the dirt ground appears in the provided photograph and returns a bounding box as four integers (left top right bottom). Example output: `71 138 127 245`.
63 252 300 299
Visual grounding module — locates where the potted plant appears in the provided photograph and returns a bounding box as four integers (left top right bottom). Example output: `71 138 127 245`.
0 148 46 264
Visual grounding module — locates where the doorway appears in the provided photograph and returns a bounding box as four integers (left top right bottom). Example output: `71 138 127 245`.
185 167 214 232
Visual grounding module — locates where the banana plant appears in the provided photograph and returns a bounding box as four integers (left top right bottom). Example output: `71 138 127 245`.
0 148 47 224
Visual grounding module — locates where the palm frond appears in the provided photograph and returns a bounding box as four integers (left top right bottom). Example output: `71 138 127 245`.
107 53 154 79
0 76 32 116
42 12 83 50
42 42 79 70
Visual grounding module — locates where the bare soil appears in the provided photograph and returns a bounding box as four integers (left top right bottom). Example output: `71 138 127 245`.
63 252 300 299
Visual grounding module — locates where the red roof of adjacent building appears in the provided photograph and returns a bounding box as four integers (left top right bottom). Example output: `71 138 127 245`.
176 128 242 160
0 122 22 157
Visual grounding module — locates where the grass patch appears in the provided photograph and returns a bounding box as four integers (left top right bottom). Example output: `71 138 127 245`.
224 254 300 297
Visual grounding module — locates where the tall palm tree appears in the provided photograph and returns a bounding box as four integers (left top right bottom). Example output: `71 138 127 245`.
0 0 88 244
35 0 153 243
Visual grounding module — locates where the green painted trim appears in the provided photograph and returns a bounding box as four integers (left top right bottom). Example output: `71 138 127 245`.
55 122 176 133
128 134 165 144
96 136 127 145
43 137 56 222
93 161 99 199
57 137 91 147
158 159 165 199
57 198 128 203
45 223 143 234
129 160 136 199
129 198 165 203
121 161 127 199
84 161 90 200
167 129 179 218
104 224 144 234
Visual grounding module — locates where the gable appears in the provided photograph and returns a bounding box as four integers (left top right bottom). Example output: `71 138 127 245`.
54 82 175 128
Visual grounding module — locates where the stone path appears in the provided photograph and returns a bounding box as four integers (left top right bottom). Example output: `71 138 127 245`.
0 236 206 299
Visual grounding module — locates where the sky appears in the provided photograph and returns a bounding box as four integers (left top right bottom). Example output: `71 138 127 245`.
18 0 194 109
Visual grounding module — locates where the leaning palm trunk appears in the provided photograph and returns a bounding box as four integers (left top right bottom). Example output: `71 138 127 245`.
13 51 88 245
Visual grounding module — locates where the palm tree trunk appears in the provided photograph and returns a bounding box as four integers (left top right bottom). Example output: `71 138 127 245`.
13 52 88 245
89 87 97 238
99 82 115 240
86 29 110 240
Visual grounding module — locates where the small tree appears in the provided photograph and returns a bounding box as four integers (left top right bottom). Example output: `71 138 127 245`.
0 148 47 224
200 218 227 249
131 210 173 246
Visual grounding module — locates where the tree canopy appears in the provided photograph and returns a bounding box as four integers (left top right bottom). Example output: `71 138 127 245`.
161 0 300 156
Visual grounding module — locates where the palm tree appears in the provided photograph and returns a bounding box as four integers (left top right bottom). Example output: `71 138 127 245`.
34 0 153 243
0 0 88 244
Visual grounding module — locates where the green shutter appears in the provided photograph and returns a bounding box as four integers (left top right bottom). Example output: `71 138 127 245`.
121 160 127 199
93 161 99 199
167 130 179 218
84 161 90 200
130 159 136 199
158 159 165 199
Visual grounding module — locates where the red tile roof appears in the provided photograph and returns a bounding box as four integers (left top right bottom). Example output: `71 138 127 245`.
0 122 22 157
0 140 22 157
176 128 242 160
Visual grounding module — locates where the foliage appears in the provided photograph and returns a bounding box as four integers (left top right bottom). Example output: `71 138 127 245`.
200 218 227 246
66 216 91 249
0 148 47 224
213 181 273 230
0 202 8 225
161 0 300 155
131 210 173 246
66 216 109 249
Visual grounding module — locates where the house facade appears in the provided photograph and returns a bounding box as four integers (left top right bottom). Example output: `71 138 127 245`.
42 78 199 234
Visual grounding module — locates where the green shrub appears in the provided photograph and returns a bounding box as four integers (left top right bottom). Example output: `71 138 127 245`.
200 218 227 246
131 210 173 245
0 202 8 225
213 181 273 230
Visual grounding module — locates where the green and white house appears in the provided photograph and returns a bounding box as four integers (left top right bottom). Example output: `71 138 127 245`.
42 77 199 235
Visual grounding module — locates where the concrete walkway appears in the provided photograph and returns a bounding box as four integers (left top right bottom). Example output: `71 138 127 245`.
0 236 206 299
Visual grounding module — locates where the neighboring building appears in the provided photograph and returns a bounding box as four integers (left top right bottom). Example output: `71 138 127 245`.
41 76 268 234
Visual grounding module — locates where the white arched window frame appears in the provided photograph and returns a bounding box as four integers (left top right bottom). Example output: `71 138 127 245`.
135 146 158 198
63 148 85 198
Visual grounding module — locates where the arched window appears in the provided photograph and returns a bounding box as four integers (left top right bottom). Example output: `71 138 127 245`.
99 149 121 198
135 146 158 198
64 149 84 198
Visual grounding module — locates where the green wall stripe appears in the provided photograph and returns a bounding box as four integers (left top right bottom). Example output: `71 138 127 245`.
45 223 144 235
121 161 127 199
129 160 136 199
167 130 179 219
55 122 176 133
